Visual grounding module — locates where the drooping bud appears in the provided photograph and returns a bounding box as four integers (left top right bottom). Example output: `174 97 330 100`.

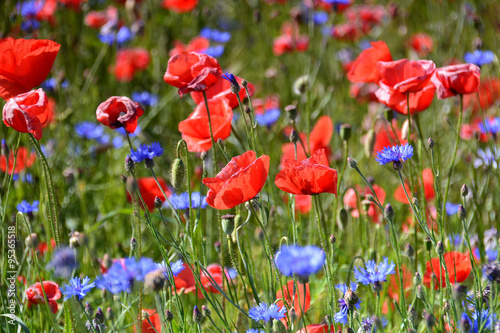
329 234 336 245
221 214 235 235
293 75 310 95
170 158 185 189
339 208 348 227
424 237 432 252
339 124 352 142
125 155 135 172
285 105 297 122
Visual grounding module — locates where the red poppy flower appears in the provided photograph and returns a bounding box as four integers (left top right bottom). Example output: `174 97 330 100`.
295 194 312 214
178 98 233 152
296 324 337 333
275 149 337 196
3 88 49 140
84 6 118 29
347 41 392 83
173 263 197 294
36 0 57 25
135 309 162 333
394 168 435 204
200 264 236 295
350 83 379 103
280 115 334 166
408 33 433 57
162 0 198 13
26 281 61 313
344 184 385 223
59 0 87 11
377 59 436 94
345 5 386 34
43 97 56 127
331 23 361 42
387 265 412 301
127 177 171 211
376 80 436 114
169 37 210 57
276 280 310 319
36 238 56 256
191 75 255 109
273 22 309 56
0 146 36 174
423 251 471 289
432 64 481 99
112 48 150 82
463 78 500 112
372 119 407 155
0 38 60 100
203 151 270 210
96 96 144 133
253 95 280 115
164 52 221 97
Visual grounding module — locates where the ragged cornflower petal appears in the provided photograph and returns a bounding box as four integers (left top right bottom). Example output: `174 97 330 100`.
375 143 413 165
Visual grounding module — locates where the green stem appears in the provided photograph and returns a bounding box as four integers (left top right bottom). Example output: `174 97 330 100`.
202 91 218 174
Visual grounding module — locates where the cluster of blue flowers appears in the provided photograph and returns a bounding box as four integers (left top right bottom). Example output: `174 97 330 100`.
248 302 286 323
129 142 164 163
17 200 39 214
479 117 500 135
17 0 42 31
164 192 208 210
274 245 325 281
131 91 158 108
46 247 78 278
375 143 414 165
199 27 231 58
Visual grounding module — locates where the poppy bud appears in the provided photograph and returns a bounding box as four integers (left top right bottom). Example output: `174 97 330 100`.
384 204 394 220
106 307 113 320
69 232 81 248
458 205 467 219
427 138 434 149
125 156 135 172
364 129 376 157
1 139 9 157
436 241 444 255
461 184 468 197
339 208 348 227
202 305 211 318
193 306 203 323
424 237 432 252
222 214 235 235
165 310 174 322
347 157 358 168
405 244 414 257
293 75 310 95
272 318 287 333
170 158 185 189
25 233 39 249
289 129 299 144
241 79 248 89
384 109 394 122
288 308 297 322
339 124 352 142
154 196 162 209
344 288 359 308
285 105 297 122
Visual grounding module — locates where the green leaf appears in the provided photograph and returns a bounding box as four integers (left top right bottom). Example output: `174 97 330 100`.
0 314 30 333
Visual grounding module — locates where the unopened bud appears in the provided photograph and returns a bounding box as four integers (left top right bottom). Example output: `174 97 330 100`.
154 196 162 209
436 241 444 255
170 158 185 189
329 234 336 244
130 238 137 252
384 109 393 122
285 105 297 121
202 305 211 317
85 302 93 317
408 305 416 322
25 233 39 249
384 204 394 220
144 269 167 292
125 156 135 172
339 124 352 141
416 285 424 299
427 138 434 149
347 157 358 168
424 237 432 252
165 310 174 322
405 244 414 257
423 310 436 329
392 160 403 171
200 151 208 161
193 306 203 323
461 184 468 197
95 308 104 324
289 129 299 144
214 241 221 253
364 129 376 157
241 79 248 89
458 205 467 219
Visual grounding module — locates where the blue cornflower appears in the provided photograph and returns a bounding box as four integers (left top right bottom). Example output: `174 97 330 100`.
115 125 140 137
61 276 95 301
156 259 185 278
375 143 414 166
221 72 238 86
199 27 231 43
13 173 34 184
99 22 133 46
360 317 388 332
354 257 395 286
96 257 157 293
202 45 225 58
464 50 495 67
274 245 325 281
41 78 68 92
21 19 40 32
46 247 78 278
474 248 498 263
17 200 39 213
164 192 208 210
474 147 499 169
322 0 351 4
334 282 360 325
255 109 280 127
479 117 500 134
446 202 461 216
17 0 43 17
129 142 164 163
462 309 497 332
246 330 265 333
75 121 106 142
248 302 286 323
131 91 158 107
313 11 329 25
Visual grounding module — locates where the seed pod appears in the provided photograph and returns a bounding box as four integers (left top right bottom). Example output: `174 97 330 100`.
222 214 235 235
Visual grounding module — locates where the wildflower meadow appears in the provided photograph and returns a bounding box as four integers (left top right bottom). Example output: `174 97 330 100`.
1 0 500 332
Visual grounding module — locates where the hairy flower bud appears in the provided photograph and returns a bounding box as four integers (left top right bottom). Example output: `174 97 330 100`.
170 158 185 189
